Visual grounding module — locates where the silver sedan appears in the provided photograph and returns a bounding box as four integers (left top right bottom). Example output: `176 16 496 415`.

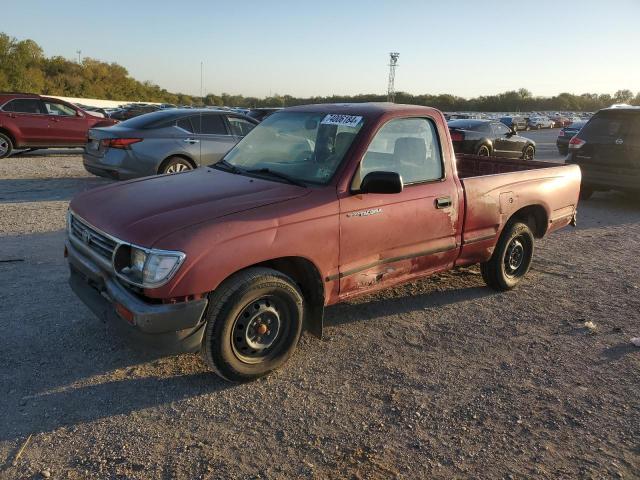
83 109 258 179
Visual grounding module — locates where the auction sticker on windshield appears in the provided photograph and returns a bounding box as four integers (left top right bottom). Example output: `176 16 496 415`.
321 114 363 128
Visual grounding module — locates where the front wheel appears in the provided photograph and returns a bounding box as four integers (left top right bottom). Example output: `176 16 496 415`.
523 145 535 160
481 222 534 291
0 133 13 159
201 268 304 382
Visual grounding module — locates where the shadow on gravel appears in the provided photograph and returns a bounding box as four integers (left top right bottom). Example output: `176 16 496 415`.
599 343 639 363
578 191 640 224
324 282 493 328
9 148 84 158
0 177 112 203
0 230 230 443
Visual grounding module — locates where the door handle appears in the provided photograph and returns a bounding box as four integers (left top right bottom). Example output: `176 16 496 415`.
436 197 452 209
184 138 199 144
615 138 624 145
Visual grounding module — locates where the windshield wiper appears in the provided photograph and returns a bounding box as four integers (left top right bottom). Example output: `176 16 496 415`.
213 159 243 174
245 168 307 187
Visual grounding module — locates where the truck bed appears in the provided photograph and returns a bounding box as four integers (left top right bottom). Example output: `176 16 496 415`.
454 154 582 266
456 153 560 178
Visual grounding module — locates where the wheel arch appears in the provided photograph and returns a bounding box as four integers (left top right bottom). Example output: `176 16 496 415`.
222 256 325 339
0 127 17 148
158 154 197 174
508 204 548 238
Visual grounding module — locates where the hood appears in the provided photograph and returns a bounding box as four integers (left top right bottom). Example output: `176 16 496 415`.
70 167 309 247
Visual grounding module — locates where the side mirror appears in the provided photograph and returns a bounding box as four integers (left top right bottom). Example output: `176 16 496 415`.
359 171 403 194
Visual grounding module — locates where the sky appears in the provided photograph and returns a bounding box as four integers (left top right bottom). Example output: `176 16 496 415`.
3 0 640 98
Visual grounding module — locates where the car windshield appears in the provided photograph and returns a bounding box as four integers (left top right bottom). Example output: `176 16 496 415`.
221 111 364 184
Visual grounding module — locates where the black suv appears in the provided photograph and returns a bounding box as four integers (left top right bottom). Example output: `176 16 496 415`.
567 107 640 199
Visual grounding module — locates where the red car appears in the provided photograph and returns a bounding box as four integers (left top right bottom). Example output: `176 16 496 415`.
66 103 582 381
0 93 118 158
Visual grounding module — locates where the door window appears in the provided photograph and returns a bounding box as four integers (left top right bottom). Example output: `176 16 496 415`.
43 102 77 116
227 116 256 136
2 98 44 114
176 117 195 133
492 122 510 135
354 117 443 188
193 114 227 135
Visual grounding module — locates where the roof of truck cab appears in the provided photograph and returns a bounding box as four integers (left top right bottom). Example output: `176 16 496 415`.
283 102 442 118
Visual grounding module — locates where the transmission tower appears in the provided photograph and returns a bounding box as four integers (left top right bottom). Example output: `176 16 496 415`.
387 52 400 103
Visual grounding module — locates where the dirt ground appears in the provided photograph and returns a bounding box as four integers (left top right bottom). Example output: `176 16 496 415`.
0 153 639 480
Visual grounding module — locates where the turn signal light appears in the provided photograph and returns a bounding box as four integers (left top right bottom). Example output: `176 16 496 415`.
101 138 143 149
568 136 586 149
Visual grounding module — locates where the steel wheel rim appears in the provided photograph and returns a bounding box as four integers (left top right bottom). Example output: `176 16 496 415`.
0 139 8 156
504 236 528 277
231 296 289 364
166 162 190 174
478 146 489 156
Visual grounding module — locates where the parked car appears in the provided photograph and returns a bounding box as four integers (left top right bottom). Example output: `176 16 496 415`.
448 119 536 159
556 120 587 155
0 92 118 158
66 103 581 381
83 109 258 179
566 107 640 199
499 115 528 131
247 107 282 122
110 104 161 121
528 116 554 129
550 115 571 128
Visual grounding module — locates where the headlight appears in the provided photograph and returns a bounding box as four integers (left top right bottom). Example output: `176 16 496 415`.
113 244 185 288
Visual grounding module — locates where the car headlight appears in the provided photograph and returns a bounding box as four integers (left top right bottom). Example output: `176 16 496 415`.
113 244 185 288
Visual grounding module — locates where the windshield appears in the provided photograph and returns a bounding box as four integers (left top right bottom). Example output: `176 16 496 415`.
222 111 364 184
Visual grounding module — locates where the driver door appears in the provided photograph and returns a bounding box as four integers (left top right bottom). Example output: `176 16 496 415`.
338 117 460 298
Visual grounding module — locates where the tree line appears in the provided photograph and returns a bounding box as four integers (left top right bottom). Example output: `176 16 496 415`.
1 33 638 112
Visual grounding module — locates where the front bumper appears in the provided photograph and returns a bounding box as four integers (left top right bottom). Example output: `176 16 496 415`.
66 238 208 353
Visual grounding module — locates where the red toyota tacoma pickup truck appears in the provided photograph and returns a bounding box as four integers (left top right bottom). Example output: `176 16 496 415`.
66 103 581 381
0 93 117 158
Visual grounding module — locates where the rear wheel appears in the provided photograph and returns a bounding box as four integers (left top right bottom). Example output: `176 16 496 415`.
476 145 491 156
160 156 194 174
201 267 304 382
481 222 534 291
523 145 535 160
0 133 13 159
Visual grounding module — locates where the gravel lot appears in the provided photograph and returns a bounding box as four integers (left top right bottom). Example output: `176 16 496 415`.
1 153 639 479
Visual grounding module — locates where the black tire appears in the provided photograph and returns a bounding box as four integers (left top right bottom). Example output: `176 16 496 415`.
523 145 535 160
0 132 13 159
481 222 534 291
201 267 304 382
160 156 194 174
579 186 593 200
537 124 542 130
476 145 491 156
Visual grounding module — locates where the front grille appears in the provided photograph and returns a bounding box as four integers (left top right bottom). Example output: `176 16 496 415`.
70 214 118 260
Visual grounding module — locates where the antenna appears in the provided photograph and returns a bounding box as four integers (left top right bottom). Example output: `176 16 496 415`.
387 52 399 103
